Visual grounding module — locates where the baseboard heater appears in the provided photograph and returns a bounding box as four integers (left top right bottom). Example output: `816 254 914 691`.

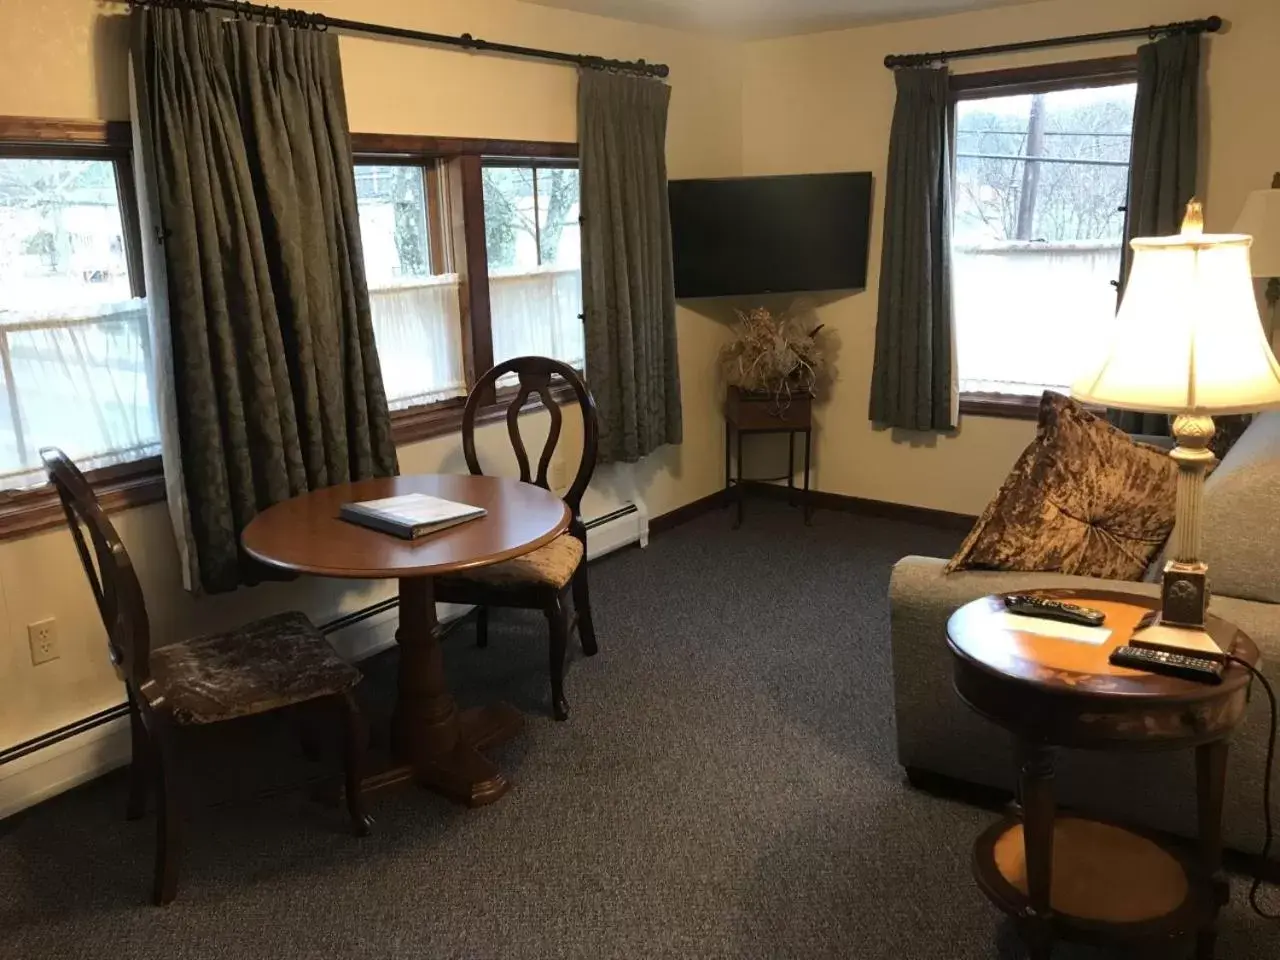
0 500 648 819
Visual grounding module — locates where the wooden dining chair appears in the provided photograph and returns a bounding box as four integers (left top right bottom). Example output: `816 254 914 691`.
41 448 371 906
434 357 600 720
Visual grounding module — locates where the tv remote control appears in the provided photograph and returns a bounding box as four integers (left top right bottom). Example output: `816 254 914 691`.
1003 594 1106 627
1109 645 1224 684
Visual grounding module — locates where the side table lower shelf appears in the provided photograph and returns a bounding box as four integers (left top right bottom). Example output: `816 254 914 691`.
974 814 1213 948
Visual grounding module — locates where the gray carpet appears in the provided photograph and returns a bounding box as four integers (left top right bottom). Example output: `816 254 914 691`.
2 499 1277 959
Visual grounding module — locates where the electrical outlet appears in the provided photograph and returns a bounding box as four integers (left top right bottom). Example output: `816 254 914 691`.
28 618 59 666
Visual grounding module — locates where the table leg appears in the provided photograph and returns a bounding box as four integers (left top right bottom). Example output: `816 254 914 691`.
389 576 523 807
802 429 813 525
1196 740 1230 960
735 426 745 529
1017 739 1056 960
788 432 796 506
724 419 732 508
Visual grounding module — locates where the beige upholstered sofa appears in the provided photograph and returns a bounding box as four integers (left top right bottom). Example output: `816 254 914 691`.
890 412 1280 861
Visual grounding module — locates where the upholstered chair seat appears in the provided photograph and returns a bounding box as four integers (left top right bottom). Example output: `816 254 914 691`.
440 533 584 592
149 612 362 725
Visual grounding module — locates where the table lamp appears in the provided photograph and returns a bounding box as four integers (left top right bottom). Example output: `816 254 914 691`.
1072 201 1280 659
1234 172 1280 339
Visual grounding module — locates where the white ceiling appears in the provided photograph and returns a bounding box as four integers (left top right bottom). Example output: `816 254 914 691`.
522 0 1039 37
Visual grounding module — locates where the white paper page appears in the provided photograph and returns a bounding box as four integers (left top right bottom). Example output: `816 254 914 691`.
999 612 1112 646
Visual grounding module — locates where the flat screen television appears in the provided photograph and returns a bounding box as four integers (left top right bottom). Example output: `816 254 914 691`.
668 172 872 299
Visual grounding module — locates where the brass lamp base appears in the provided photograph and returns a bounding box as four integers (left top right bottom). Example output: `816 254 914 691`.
1133 560 1225 664
1161 560 1210 629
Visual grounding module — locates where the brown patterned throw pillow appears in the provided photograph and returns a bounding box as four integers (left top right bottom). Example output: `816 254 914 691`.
946 392 1178 581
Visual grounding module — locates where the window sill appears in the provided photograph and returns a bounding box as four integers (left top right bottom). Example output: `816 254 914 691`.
390 381 578 446
0 456 166 541
959 392 1043 420
960 391 1107 421
0 385 579 542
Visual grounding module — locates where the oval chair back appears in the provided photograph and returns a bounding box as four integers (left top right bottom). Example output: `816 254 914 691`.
461 357 599 536
41 447 151 686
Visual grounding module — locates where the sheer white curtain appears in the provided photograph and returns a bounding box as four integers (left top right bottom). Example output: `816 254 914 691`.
490 266 585 369
367 275 468 408
0 299 159 489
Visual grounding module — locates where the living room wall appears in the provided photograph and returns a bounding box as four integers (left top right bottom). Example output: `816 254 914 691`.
741 0 1280 516
0 0 743 750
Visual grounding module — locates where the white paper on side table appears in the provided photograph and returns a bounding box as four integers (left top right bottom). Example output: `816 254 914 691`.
998 612 1112 646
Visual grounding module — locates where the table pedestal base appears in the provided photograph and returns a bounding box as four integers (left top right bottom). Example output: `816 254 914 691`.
363 577 524 807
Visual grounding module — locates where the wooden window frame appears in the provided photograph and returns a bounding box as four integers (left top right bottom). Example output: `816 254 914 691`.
0 116 165 539
949 57 1138 421
0 123 582 539
351 133 582 443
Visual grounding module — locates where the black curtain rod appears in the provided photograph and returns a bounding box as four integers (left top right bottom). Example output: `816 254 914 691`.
125 0 670 78
884 15 1222 69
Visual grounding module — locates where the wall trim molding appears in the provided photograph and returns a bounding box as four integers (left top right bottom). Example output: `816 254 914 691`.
651 485 977 534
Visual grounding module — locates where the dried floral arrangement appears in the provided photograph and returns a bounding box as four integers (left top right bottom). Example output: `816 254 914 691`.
719 305 832 402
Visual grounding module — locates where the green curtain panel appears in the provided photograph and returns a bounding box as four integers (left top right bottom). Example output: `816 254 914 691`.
868 67 957 432
131 8 397 594
1109 33 1202 436
578 68 682 464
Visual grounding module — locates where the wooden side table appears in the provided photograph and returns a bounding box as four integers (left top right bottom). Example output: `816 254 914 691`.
724 386 813 528
946 590 1260 959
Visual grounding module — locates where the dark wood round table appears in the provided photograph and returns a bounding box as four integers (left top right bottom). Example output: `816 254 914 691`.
242 474 569 806
947 589 1260 960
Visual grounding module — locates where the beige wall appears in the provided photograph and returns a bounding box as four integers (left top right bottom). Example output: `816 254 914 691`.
742 0 1280 514
4 0 1278 751
0 0 743 748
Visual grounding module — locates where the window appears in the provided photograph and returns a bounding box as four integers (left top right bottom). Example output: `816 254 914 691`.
352 136 582 439
950 60 1138 410
482 162 584 370
355 161 467 410
0 129 156 491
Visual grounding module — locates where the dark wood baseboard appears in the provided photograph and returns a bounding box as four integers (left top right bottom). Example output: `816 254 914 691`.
649 489 728 535
650 484 976 536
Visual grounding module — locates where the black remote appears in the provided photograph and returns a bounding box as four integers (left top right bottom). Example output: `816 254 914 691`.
1109 645 1224 684
1003 594 1106 627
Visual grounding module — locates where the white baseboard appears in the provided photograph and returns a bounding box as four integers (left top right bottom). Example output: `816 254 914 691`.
0 714 132 821
0 512 642 822
585 501 648 559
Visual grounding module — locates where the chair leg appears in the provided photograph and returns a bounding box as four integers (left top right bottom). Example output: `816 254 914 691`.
545 596 570 721
475 606 489 649
149 718 181 906
338 691 372 837
571 565 598 657
126 691 149 821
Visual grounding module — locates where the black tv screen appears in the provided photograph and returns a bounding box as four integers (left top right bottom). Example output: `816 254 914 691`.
668 172 872 299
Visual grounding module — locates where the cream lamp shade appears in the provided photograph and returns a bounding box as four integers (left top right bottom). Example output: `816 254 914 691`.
1071 213 1280 415
1234 186 1280 278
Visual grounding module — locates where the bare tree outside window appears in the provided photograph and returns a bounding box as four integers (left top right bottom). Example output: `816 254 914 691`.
954 86 1134 244
482 166 579 269
481 163 584 369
